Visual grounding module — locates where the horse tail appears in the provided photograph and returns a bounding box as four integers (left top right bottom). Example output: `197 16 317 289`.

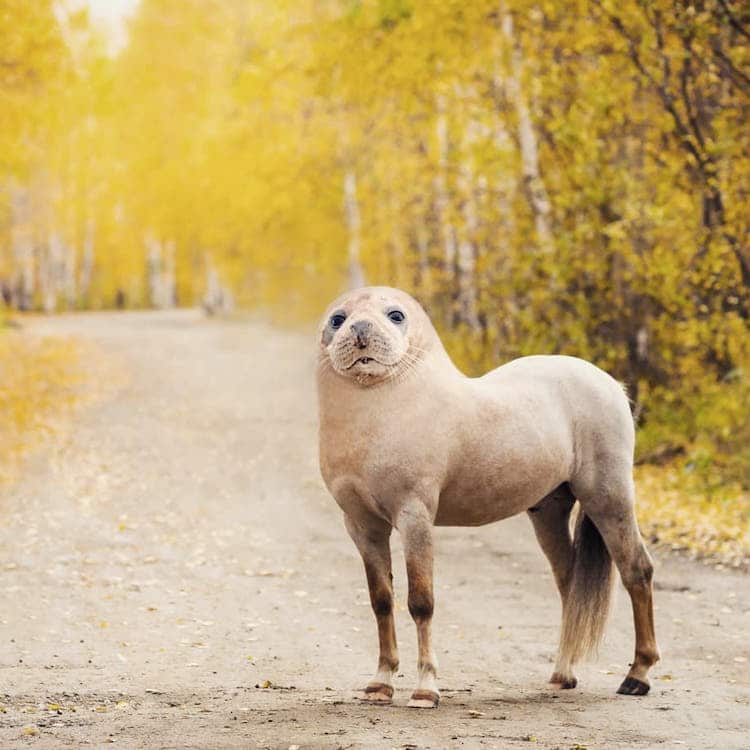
558 511 614 670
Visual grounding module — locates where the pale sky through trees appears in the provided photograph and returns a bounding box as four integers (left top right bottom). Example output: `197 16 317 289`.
86 0 139 25
85 0 140 50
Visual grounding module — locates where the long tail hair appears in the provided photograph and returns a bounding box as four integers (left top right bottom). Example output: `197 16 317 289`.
558 511 614 668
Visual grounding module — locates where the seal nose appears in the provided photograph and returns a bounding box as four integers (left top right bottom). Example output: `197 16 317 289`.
350 320 372 349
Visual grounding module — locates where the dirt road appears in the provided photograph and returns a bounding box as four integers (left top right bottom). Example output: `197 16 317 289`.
1 310 748 749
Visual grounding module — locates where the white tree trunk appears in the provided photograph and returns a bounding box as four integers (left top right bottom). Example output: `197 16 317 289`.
455 109 481 331
202 256 234 315
343 170 365 289
415 222 431 297
146 235 176 309
492 74 518 240
41 232 65 313
164 239 176 306
502 12 553 253
146 235 161 307
79 218 95 302
10 184 34 310
434 93 457 276
63 240 77 308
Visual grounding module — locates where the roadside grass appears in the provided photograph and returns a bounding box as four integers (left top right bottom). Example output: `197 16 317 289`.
0 325 89 484
636 463 750 570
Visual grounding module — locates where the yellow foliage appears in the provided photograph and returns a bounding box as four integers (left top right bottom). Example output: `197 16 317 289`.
0 0 749 560
636 463 750 570
0 328 87 483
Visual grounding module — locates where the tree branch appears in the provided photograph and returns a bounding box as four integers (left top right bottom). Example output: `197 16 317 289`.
716 0 750 43
599 4 707 174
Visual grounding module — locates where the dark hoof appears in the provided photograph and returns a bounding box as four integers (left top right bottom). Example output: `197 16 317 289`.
408 689 439 708
617 676 650 696
358 682 393 703
549 672 577 689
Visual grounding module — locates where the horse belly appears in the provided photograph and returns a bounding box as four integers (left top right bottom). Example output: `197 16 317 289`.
433 478 537 527
433 451 567 527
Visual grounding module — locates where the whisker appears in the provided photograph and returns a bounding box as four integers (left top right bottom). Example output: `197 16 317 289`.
386 356 419 387
316 358 333 372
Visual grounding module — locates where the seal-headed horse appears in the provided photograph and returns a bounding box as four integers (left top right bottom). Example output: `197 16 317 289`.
317 286 659 708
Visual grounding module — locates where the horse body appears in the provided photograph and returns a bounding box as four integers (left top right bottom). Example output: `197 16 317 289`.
317 287 659 707
323 354 631 528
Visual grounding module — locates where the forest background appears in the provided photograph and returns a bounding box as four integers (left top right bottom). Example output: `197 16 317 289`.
1 0 749 565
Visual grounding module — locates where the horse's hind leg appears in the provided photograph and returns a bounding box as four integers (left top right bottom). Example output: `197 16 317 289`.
577 477 660 696
528 484 577 688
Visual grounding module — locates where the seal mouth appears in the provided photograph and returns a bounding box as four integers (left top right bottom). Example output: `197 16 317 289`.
348 356 376 368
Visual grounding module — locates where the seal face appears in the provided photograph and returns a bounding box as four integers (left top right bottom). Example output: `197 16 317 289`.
318 287 424 386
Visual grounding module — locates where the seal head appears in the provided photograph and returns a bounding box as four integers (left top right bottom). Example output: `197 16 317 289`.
318 286 436 387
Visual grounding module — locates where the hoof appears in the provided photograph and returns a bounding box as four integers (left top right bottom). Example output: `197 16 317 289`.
358 682 393 703
549 672 578 690
407 689 439 709
617 676 650 696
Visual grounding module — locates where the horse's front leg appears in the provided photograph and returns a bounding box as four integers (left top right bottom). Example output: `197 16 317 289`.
397 501 439 708
344 514 399 703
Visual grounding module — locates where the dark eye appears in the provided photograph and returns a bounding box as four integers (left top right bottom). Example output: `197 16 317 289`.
387 309 405 324
329 313 346 329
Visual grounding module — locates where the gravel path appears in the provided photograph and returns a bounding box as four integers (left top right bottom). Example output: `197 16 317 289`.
1 310 748 749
